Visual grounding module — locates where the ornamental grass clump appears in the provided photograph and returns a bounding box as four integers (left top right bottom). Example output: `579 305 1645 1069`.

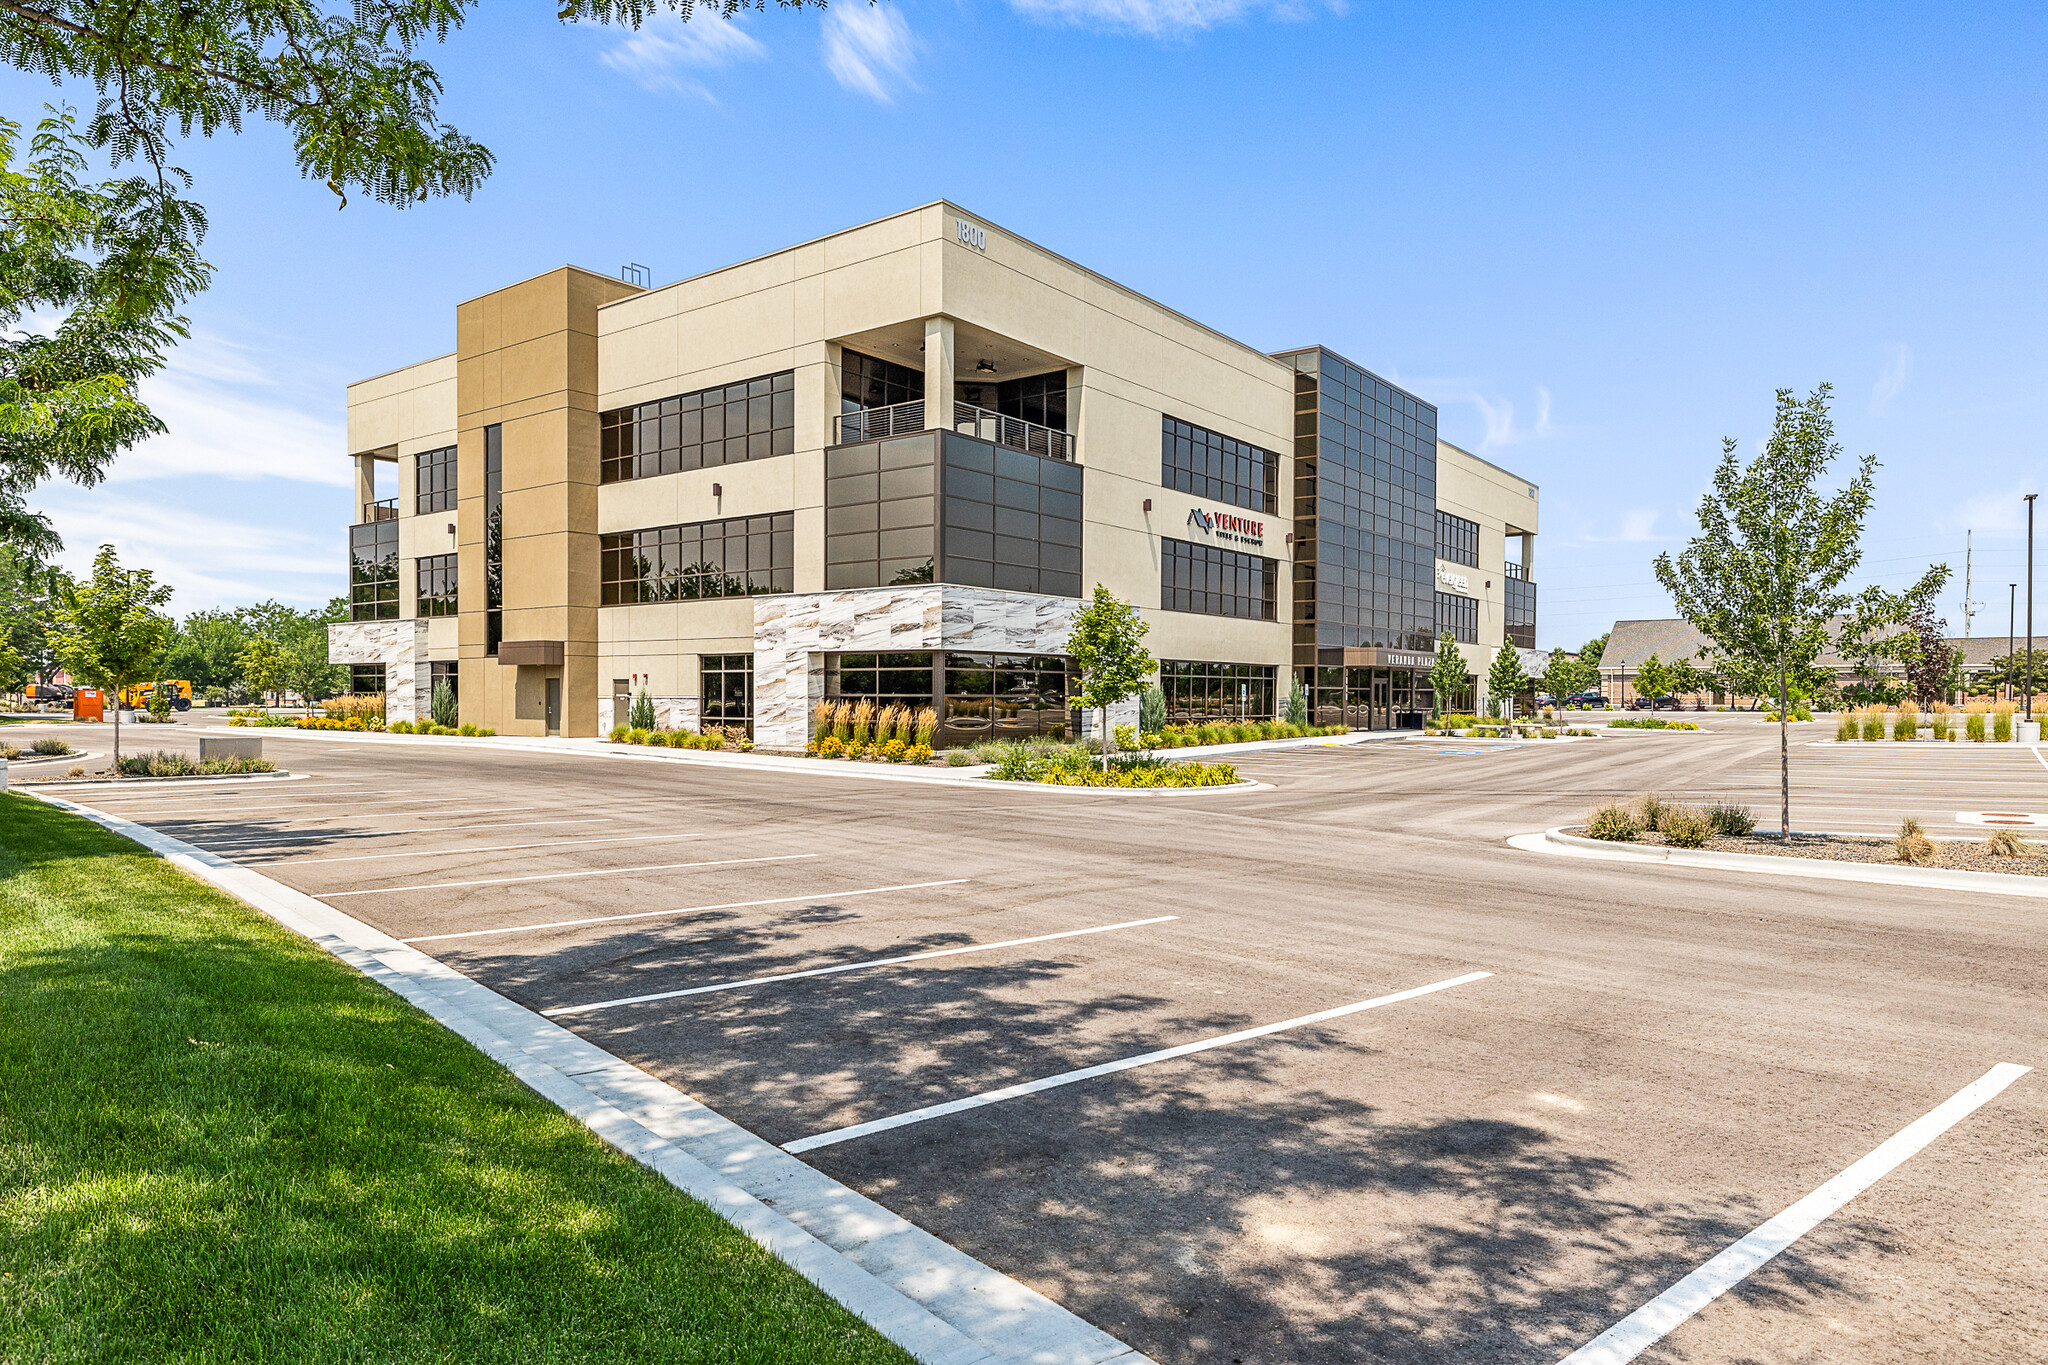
1707 801 1756 836
1893 815 1935 866
913 707 937 746
1987 827 2036 857
29 737 72 756
1585 802 1641 842
1994 701 2015 742
812 701 837 741
849 700 875 746
1835 712 1857 742
1636 792 1667 828
1861 708 1886 742
1657 806 1711 848
1892 702 1918 741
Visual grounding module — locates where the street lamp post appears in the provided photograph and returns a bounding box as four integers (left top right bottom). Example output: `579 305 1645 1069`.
2029 494 2038 722
2010 584 2019 703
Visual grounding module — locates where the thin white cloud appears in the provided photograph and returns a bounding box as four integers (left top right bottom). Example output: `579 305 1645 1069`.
602 11 767 98
1007 0 1337 35
97 329 347 487
1407 378 1557 453
1582 509 1661 544
822 4 917 102
1870 341 1912 416
35 485 344 608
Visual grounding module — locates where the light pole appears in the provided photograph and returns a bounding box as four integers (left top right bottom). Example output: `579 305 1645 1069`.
2029 494 2038 722
2010 584 2018 702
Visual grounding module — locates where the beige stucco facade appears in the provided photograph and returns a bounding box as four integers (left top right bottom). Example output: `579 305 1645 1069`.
1435 438 1541 703
330 202 1538 739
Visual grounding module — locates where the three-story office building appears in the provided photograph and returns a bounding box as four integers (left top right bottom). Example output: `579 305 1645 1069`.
332 203 1539 743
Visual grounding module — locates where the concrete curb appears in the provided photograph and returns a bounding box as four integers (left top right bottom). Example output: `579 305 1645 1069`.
20 771 306 792
211 722 1397 785
1510 824 2048 900
27 790 1152 1365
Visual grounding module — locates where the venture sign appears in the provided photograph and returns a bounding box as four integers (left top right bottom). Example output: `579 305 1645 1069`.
1187 506 1266 549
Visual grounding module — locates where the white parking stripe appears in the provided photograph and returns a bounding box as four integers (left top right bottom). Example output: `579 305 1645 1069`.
197 817 613 846
256 833 708 865
318 853 816 897
1558 1061 2032 1365
399 879 972 943
782 970 1493 1155
542 916 1181 1016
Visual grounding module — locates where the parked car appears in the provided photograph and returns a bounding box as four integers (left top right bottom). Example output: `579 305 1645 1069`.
1562 691 1609 709
1629 695 1682 710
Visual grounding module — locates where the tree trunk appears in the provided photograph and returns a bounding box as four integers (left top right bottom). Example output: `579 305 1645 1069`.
1100 705 1109 772
1778 656 1790 839
112 699 121 771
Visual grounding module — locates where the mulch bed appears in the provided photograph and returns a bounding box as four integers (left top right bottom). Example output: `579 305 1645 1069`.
1571 828 2048 877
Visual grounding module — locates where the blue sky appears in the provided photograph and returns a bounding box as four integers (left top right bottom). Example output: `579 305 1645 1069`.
12 0 2048 649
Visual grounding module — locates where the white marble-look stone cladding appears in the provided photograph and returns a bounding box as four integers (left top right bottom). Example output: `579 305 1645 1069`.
753 586 1089 750
327 620 430 721
602 695 700 733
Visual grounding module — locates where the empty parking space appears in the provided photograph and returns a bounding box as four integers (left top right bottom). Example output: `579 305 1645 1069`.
54 726 2046 1363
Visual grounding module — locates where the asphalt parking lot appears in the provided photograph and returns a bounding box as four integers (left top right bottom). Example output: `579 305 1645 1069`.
16 713 2046 1364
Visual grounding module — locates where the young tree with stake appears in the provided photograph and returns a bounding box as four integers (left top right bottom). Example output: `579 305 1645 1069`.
1655 386 1875 836
1066 585 1153 773
1428 630 1466 717
50 544 172 766
1486 644 1528 720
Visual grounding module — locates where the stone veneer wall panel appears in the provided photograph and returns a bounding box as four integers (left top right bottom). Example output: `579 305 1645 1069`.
752 586 1088 750
328 620 432 722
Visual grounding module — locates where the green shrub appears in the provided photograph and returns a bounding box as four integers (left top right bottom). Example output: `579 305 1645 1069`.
626 727 651 745
1636 792 1667 827
1658 806 1711 848
1585 802 1641 842
945 749 973 766
905 743 932 765
609 724 630 742
115 750 276 777
1140 683 1167 733
1892 709 1917 741
29 738 73 756
1995 711 2014 742
630 689 656 731
1283 681 1307 725
1835 715 1857 741
430 680 459 729
1967 712 1987 742
1114 723 1139 752
1862 711 1886 741
1707 801 1755 836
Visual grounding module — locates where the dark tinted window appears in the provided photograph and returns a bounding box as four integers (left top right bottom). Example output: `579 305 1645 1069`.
701 654 754 732
1162 416 1278 514
1159 660 1276 723
601 371 796 483
601 513 794 604
416 552 458 617
841 351 923 412
1504 577 1536 649
1436 510 1479 568
349 521 398 620
415 445 456 514
1160 536 1277 621
1436 591 1478 644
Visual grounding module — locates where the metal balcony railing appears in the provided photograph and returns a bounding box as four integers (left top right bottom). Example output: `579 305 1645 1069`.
948 402 1075 461
364 499 398 522
834 400 925 443
832 399 1076 462
1503 560 1525 580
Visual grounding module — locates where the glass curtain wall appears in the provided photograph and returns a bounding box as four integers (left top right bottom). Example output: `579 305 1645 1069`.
1274 346 1439 727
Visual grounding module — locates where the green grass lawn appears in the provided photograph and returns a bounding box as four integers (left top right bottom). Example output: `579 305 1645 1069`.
0 794 913 1364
